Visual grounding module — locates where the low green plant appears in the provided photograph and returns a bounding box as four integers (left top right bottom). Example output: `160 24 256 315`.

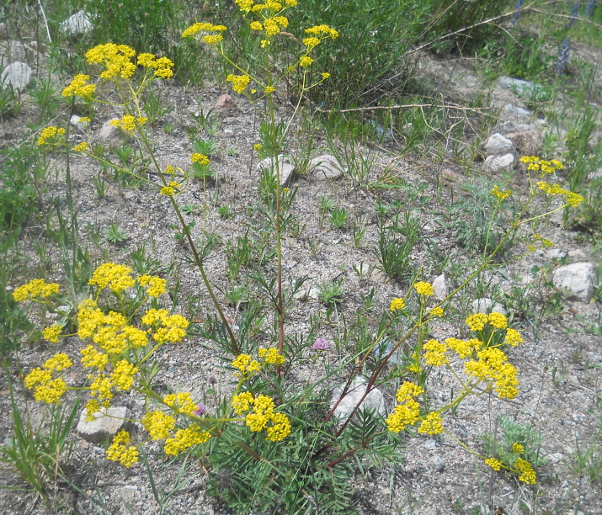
374 212 420 283
192 105 220 136
0 83 21 119
0 376 79 499
569 430 602 482
329 206 348 230
104 222 128 244
30 76 62 122
142 87 174 125
217 205 234 219
318 278 345 307
181 203 202 216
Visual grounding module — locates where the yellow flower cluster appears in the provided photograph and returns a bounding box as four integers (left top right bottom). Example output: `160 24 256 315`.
160 181 181 196
89 263 135 292
414 281 434 296
110 115 148 133
429 307 444 317
464 347 519 399
164 392 197 416
536 181 584 207
191 153 210 165
515 458 537 484
86 43 137 80
226 74 252 94
106 430 139 467
72 142 88 152
24 353 72 404
42 323 63 343
418 412 444 435
13 278 60 302
181 22 227 45
137 275 166 298
465 312 490 331
490 184 512 200
386 382 423 433
512 442 524 454
231 392 291 441
136 53 174 79
423 339 448 366
143 411 177 440
520 156 563 175
232 347 284 377
37 126 65 146
485 457 502 470
62 74 96 98
389 298 405 312
141 309 189 344
164 424 211 455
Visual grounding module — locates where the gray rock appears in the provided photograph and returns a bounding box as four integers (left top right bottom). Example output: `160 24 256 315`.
76 406 130 443
432 273 448 300
484 133 514 156
484 153 514 172
424 438 438 450
546 248 568 260
0 61 32 91
499 76 542 96
97 118 121 142
505 130 543 157
430 455 445 472
545 452 565 464
330 378 385 424
70 114 89 132
503 104 531 117
258 155 295 187
60 10 93 37
552 262 596 303
471 298 507 315
309 154 345 181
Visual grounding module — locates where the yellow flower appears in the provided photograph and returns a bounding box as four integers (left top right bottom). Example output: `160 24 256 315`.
490 185 512 200
86 43 137 80
226 74 251 94
164 424 211 455
395 382 424 402
424 339 448 366
109 115 147 132
429 307 444 317
138 275 166 297
258 347 285 365
466 313 488 331
321 72 331 79
515 458 537 484
302 37 320 50
250 21 263 30
13 279 60 302
62 74 96 98
72 142 88 152
418 412 443 435
253 143 263 151
445 337 473 359
485 457 502 471
42 324 63 343
504 328 523 346
264 86 275 94
37 126 66 146
160 186 175 196
389 298 405 312
44 353 72 371
232 392 254 415
164 392 197 416
142 411 176 440
512 442 524 454
191 153 210 165
305 24 339 39
111 360 138 391
89 263 135 292
299 56 313 67
386 399 420 432
81 345 109 370
106 430 139 467
488 312 507 329
266 412 291 441
414 281 434 296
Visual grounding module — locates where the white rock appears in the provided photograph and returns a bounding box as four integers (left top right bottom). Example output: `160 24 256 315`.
471 298 507 315
432 273 448 300
430 455 445 472
498 76 542 96
97 118 120 142
552 262 596 303
309 154 345 181
70 114 89 131
76 406 130 443
503 104 531 117
546 248 568 260
257 155 295 187
484 133 514 156
330 378 385 424
60 10 93 37
484 153 514 172
545 452 565 464
0 61 32 91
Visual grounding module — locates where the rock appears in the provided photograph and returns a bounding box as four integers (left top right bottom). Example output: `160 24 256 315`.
0 61 32 91
471 298 507 315
440 169 460 184
546 248 568 261
484 133 514 156
424 439 438 450
258 155 295 187
309 154 345 181
76 406 130 444
432 274 448 300
60 10 93 37
330 378 385 424
564 511 584 515
503 104 531 117
568 249 587 261
484 153 514 172
498 76 542 96
505 130 543 156
70 114 89 131
552 262 596 303
215 94 236 109
545 452 565 464
97 118 121 142
368 120 393 142
430 455 445 472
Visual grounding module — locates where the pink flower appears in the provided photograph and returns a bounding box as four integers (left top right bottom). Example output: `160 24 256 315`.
312 338 329 351
194 403 206 416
